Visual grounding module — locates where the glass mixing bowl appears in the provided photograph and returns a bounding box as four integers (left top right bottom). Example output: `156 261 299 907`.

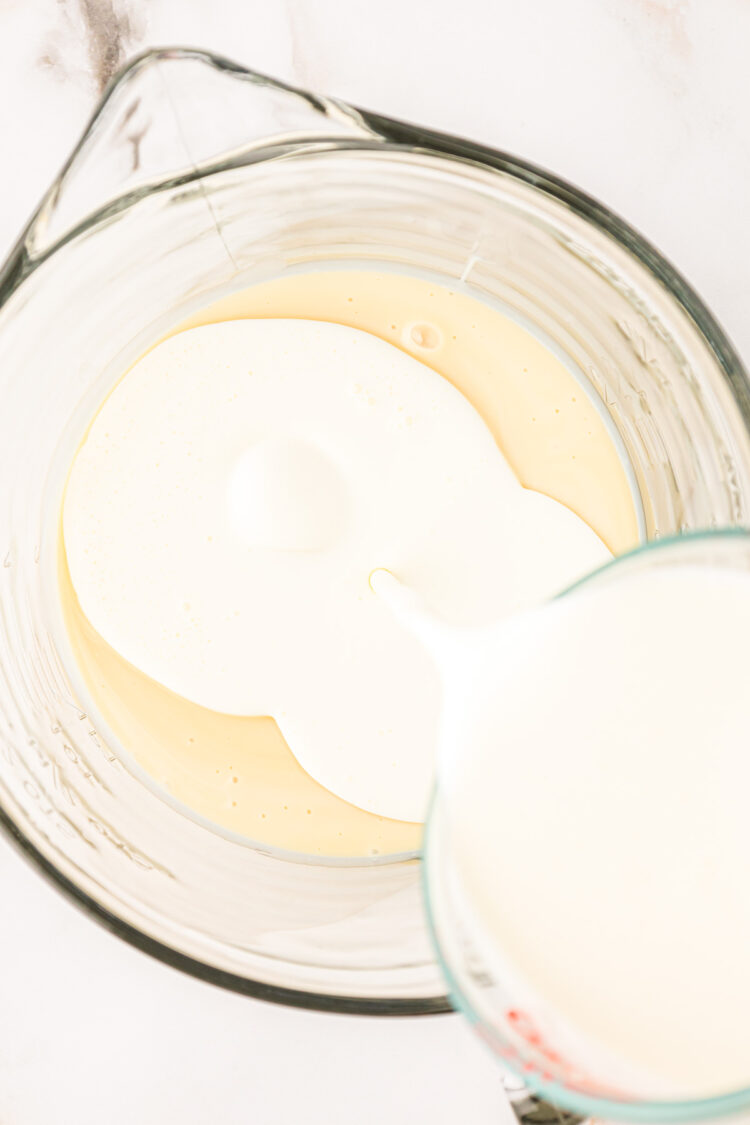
423 529 750 1121
0 48 749 1014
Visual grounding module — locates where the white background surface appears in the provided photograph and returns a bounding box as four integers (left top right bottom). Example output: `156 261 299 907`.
0 1 747 1121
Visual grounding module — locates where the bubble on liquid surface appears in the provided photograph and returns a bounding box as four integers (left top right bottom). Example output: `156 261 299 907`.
405 322 443 351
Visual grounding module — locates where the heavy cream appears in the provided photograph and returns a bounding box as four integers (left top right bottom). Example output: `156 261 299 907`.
63 317 611 823
375 562 750 1097
58 269 640 855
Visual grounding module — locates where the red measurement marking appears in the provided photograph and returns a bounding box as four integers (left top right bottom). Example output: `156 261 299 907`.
506 1009 580 1080
503 1008 629 1100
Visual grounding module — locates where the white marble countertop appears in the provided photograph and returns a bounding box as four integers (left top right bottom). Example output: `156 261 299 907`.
1 1 748 1121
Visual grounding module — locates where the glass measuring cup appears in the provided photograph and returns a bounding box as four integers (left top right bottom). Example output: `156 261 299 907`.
1 47 750 1014
423 529 750 1121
